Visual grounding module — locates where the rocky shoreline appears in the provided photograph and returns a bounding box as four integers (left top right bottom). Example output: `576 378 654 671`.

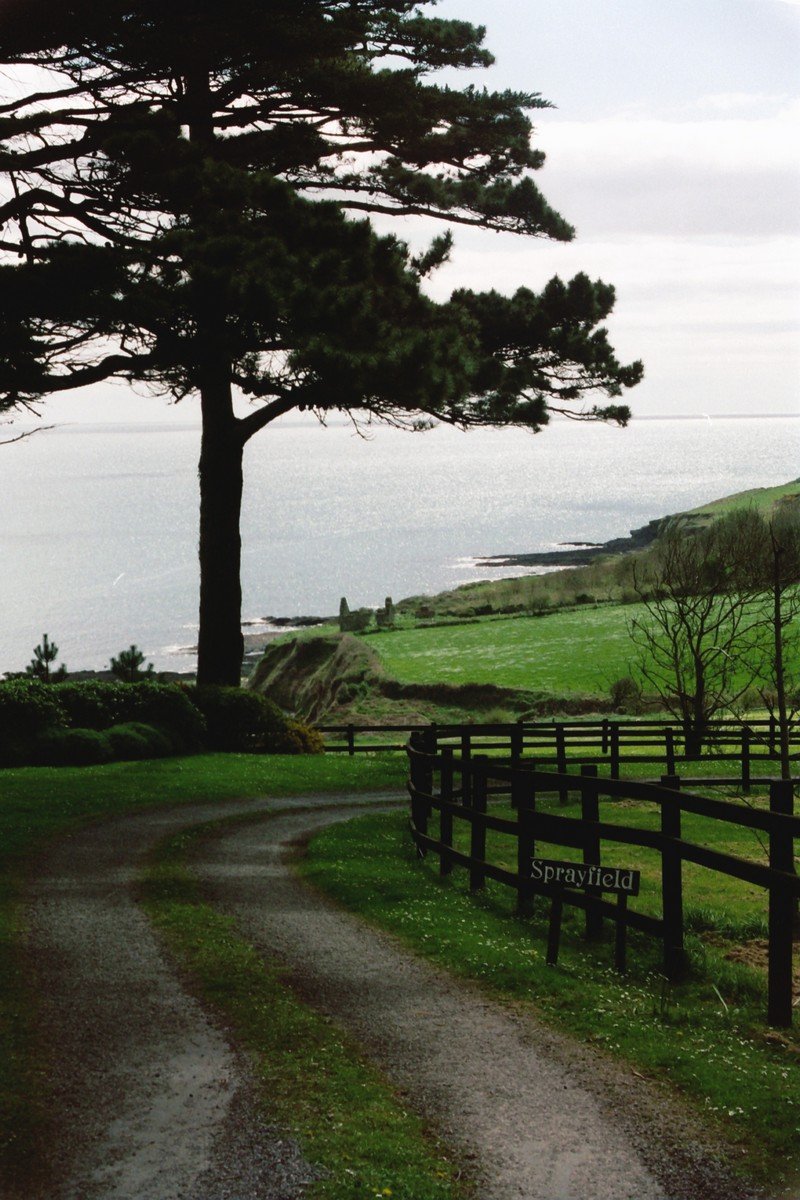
475 515 668 568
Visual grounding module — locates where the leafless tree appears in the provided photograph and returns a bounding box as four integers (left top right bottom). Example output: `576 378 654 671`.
629 515 764 756
732 507 800 780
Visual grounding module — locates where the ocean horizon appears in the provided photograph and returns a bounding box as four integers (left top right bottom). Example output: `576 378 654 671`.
2 411 798 675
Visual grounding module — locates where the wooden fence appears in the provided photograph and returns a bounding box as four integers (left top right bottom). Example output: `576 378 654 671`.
406 731 800 1027
318 717 800 789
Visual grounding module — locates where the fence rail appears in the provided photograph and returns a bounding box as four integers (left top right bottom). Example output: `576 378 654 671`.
318 718 800 790
406 731 800 1027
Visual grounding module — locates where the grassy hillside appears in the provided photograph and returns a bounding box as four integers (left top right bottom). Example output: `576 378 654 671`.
366 608 635 695
688 478 800 519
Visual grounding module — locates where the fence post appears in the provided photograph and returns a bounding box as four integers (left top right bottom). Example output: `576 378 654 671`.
768 778 794 1028
556 723 568 804
614 894 628 973
415 729 438 856
347 723 355 756
511 719 524 762
660 774 685 980
408 732 427 857
610 723 620 780
469 755 488 892
741 726 751 795
601 717 609 756
769 714 777 759
461 729 472 809
546 893 564 966
514 767 535 915
581 765 603 940
439 746 454 877
665 728 675 777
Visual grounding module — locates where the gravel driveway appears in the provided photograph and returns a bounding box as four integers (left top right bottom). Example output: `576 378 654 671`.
17 793 766 1200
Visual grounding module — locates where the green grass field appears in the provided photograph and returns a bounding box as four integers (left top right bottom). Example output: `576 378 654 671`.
369 607 639 695
366 600 798 705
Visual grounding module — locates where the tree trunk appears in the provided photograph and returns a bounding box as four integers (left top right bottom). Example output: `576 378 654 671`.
772 578 792 781
685 666 706 759
185 59 246 686
196 385 245 686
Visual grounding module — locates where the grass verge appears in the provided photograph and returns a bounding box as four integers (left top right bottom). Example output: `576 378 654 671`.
0 752 405 1185
301 805 800 1192
142 818 471 1200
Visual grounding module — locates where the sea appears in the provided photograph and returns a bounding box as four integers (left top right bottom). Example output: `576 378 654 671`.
1 412 798 675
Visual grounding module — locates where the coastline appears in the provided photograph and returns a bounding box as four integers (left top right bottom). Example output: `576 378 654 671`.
474 515 665 569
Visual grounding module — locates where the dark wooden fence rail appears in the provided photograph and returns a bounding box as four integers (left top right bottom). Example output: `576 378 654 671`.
318 718 800 788
316 723 429 754
406 732 800 1027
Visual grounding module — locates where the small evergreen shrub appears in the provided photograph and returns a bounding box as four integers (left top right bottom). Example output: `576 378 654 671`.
106 721 172 760
109 644 154 682
25 633 67 682
35 727 113 767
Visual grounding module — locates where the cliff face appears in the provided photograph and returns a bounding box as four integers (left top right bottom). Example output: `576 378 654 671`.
247 633 379 722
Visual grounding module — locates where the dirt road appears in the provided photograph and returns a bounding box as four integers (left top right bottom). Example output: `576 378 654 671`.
18 794 762 1200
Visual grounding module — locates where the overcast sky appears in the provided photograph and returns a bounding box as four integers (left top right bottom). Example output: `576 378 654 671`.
418 0 800 418
36 0 800 423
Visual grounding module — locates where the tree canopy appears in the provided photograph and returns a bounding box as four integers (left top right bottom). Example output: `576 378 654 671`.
0 1 643 681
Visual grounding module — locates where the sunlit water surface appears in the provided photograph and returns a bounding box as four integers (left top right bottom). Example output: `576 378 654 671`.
1 414 797 672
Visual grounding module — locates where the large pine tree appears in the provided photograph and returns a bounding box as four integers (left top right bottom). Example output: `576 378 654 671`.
0 1 642 683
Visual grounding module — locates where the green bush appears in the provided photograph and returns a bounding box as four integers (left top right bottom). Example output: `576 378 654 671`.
106 722 173 761
118 682 206 752
0 677 318 763
187 686 322 754
280 720 325 755
0 680 67 764
51 680 128 730
609 676 645 714
35 727 113 767
188 686 290 752
49 679 204 750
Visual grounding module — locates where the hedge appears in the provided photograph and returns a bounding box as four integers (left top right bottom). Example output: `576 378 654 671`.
0 679 320 766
